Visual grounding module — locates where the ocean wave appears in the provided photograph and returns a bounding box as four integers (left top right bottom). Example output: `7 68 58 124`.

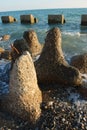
0 59 11 96
67 87 87 107
81 73 87 89
62 31 87 37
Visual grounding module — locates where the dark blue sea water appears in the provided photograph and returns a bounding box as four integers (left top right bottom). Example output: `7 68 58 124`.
0 8 87 60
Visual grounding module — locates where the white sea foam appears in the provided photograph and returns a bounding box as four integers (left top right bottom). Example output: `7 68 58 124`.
33 55 40 62
0 59 10 70
69 91 80 102
62 31 87 37
62 32 81 37
67 87 87 108
81 73 87 88
67 73 87 107
0 59 11 96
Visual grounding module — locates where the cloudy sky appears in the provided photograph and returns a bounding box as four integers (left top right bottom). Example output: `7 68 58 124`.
0 0 87 12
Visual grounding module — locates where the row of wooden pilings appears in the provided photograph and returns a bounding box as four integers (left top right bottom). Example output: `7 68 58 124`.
1 14 87 26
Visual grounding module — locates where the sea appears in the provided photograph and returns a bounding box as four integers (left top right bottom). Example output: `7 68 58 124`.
0 8 87 111
0 8 87 60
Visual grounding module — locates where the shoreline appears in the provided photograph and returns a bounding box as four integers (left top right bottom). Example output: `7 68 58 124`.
0 85 87 130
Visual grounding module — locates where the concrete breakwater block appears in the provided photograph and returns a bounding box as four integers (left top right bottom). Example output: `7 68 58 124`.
23 30 42 57
70 54 87 98
1 16 17 23
79 74 87 98
81 14 87 26
0 50 11 60
1 50 42 125
48 14 65 24
20 14 38 24
0 47 4 53
35 27 82 86
70 53 87 74
1 34 10 41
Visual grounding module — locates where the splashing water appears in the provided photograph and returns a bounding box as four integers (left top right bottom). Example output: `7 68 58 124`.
0 59 11 97
81 73 87 88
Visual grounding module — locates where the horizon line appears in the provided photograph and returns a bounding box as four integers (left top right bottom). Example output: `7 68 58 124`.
0 7 87 13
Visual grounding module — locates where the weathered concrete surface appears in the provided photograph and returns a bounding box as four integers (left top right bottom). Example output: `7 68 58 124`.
81 15 87 26
23 30 42 57
20 14 38 24
1 16 17 23
1 51 42 125
35 27 82 86
48 14 65 24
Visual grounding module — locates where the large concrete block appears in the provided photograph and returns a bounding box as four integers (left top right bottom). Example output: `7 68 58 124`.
81 15 87 26
35 27 82 86
48 14 65 24
20 14 37 24
1 42 42 125
1 16 17 23
23 30 42 57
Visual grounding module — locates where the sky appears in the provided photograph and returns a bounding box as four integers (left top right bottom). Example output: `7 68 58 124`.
0 0 87 12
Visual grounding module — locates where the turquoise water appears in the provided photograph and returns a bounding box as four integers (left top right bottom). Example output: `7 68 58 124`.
0 8 87 59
